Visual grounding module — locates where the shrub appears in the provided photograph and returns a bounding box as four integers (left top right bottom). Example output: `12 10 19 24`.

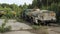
0 19 11 33
0 26 11 33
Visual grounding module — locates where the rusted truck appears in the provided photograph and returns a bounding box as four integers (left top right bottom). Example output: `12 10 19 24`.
22 9 56 25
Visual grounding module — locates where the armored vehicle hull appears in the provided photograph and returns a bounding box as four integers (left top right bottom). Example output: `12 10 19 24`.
22 9 56 25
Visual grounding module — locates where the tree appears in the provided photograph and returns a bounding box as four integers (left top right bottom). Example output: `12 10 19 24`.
4 7 12 13
10 4 19 11
22 3 28 9
1 3 10 8
32 0 38 7
28 4 33 9
0 5 4 10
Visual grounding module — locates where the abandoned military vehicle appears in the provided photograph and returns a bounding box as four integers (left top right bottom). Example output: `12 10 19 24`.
22 9 56 25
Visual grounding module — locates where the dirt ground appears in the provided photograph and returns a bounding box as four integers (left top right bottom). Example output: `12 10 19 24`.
0 19 60 34
47 23 60 34
0 19 48 34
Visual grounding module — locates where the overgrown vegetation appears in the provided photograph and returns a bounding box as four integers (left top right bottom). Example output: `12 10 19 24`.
0 0 60 22
0 19 11 33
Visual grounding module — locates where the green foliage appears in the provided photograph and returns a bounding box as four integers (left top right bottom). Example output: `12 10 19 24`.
32 0 38 7
0 0 60 22
0 19 11 33
32 25 40 30
0 26 11 33
4 7 12 12
23 3 28 9
41 6 47 10
48 3 57 11
0 3 28 19
5 11 14 19
0 6 4 10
